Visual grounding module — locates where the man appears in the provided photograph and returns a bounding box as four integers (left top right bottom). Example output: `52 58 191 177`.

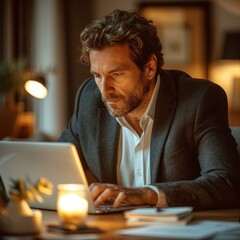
58 9 240 210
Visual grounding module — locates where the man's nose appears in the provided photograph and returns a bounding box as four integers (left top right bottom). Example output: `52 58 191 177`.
100 77 112 95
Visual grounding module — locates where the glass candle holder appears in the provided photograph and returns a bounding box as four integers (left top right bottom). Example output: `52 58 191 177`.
57 184 88 230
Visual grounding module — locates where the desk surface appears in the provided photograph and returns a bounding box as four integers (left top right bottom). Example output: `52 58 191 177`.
41 208 240 239
1 208 240 239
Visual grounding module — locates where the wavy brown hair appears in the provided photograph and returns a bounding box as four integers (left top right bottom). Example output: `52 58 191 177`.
80 9 164 74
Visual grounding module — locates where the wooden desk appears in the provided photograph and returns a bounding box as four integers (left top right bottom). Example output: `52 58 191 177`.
41 209 240 239
1 209 240 239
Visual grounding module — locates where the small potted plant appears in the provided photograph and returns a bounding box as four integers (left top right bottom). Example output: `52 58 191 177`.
0 177 53 235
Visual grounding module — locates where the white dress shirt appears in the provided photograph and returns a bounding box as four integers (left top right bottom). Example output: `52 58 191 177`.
116 76 167 207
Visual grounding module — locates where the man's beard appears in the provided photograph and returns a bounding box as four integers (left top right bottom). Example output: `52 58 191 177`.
102 80 151 117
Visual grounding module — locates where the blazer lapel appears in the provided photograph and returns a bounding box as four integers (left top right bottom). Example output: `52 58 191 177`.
150 71 178 182
97 107 120 183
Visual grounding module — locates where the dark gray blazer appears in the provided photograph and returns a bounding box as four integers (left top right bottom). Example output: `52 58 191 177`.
58 69 240 210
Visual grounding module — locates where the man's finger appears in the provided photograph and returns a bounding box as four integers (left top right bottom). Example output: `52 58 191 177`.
94 187 118 206
90 184 106 200
113 191 126 208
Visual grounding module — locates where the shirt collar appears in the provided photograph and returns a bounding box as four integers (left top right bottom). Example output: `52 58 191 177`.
144 75 160 120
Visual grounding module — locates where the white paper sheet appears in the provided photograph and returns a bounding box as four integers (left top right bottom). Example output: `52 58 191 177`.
118 220 240 239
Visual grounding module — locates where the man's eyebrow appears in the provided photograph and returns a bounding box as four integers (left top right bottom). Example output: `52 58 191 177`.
109 67 127 73
90 66 128 75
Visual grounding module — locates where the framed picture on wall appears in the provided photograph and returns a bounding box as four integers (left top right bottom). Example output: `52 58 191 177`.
159 25 191 65
139 1 211 79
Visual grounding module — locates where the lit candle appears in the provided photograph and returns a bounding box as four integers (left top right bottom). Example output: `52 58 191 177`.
57 184 88 230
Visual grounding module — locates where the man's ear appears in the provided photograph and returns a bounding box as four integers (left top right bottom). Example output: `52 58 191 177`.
145 55 157 80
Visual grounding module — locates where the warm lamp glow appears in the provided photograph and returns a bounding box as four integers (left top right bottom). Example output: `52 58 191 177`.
25 79 47 99
221 32 240 112
58 193 88 213
210 62 239 110
57 184 88 230
211 32 240 112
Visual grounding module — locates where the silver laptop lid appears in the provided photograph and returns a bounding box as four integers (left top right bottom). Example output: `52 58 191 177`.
0 141 96 212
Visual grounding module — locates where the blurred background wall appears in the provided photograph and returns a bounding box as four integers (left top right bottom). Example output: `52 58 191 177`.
0 0 240 140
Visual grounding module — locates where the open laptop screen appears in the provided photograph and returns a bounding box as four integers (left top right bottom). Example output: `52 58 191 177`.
0 141 92 211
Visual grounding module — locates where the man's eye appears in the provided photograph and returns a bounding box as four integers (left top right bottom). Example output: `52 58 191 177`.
112 72 123 78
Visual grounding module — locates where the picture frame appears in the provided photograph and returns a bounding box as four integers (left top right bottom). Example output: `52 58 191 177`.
139 1 211 79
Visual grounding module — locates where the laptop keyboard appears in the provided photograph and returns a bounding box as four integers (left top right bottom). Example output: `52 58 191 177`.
96 204 149 213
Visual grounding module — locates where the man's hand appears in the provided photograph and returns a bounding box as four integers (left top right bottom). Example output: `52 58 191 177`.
89 183 158 208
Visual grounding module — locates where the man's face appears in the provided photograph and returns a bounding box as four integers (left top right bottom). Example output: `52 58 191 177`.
89 44 154 117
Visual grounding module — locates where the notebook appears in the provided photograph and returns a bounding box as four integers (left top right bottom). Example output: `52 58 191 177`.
0 141 147 214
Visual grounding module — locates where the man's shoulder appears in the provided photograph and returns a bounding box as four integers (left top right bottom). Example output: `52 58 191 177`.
161 69 219 89
160 69 226 101
161 69 191 79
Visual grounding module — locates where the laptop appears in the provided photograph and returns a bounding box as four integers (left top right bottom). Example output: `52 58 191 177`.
0 141 148 214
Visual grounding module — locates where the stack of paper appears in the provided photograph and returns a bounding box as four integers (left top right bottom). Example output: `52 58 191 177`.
124 207 193 226
118 220 240 239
